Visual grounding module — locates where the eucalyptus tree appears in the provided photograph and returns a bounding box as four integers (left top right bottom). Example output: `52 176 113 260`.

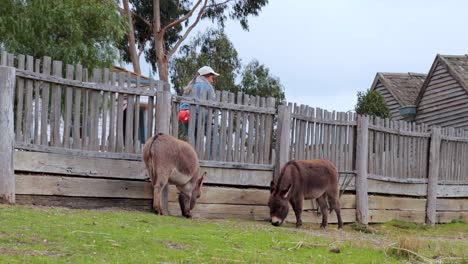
0 0 126 69
170 29 241 95
120 0 268 81
170 29 285 105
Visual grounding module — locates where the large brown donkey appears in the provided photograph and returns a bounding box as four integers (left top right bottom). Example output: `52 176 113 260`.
142 133 204 218
269 159 343 229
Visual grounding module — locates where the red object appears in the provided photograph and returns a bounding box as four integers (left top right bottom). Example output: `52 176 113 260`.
178 110 190 123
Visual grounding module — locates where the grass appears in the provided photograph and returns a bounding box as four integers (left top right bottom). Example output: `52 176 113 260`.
0 205 467 263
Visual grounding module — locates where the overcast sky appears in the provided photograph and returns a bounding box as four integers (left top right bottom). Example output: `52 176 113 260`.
137 0 468 112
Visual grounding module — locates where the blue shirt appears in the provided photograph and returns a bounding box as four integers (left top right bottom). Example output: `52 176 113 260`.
179 76 216 114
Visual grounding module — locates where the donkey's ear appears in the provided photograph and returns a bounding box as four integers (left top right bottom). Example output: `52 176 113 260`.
281 184 292 199
197 172 206 186
270 180 276 193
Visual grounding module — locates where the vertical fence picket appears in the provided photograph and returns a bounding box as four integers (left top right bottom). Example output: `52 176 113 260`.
234 92 243 162
124 74 134 153
202 91 215 160
62 65 74 148
115 73 125 152
101 69 110 152
72 65 82 149
219 91 229 161
226 93 235 162
246 96 256 163
195 90 206 156
33 59 41 144
253 97 262 163
15 55 25 142
51 61 62 147
239 95 250 163
133 76 140 153
108 73 117 152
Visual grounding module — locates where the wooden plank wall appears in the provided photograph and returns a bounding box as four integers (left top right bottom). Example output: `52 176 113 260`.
172 92 276 164
13 150 354 224
436 198 468 223
374 80 404 121
288 104 357 174
14 149 466 224
368 195 427 223
415 60 468 129
368 117 430 182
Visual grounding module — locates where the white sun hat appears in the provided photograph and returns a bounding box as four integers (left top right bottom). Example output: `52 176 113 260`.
198 66 220 76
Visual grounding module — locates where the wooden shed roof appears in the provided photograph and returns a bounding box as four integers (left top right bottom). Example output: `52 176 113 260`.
416 54 468 106
371 72 426 106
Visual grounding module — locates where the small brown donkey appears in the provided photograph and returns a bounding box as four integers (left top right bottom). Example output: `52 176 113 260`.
142 133 204 218
269 159 343 229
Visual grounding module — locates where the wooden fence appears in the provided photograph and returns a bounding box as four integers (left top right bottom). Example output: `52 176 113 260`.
1 51 467 225
2 51 275 167
172 91 276 165
3 52 167 158
275 105 468 225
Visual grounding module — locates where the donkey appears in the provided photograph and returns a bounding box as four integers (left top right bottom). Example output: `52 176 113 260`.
268 159 343 229
142 133 204 218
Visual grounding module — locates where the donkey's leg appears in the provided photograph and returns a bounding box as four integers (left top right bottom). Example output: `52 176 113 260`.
317 195 329 229
290 197 304 228
152 169 170 215
160 184 170 215
328 194 343 229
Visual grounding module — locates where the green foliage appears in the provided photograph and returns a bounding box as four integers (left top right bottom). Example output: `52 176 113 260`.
450 219 467 224
122 0 268 73
355 89 391 119
240 59 285 105
0 0 126 69
349 223 376 234
170 29 241 95
123 0 189 71
170 28 285 106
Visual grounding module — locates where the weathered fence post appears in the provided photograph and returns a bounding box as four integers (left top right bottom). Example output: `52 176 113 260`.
155 82 172 214
156 82 172 134
426 127 441 226
0 66 16 204
274 104 291 182
355 115 369 225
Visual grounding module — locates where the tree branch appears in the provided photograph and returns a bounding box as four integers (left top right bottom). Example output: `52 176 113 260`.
206 0 234 8
161 0 203 33
117 6 152 28
134 13 152 28
166 0 208 59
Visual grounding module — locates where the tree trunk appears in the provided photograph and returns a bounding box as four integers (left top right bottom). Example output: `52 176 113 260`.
153 0 169 82
123 0 141 75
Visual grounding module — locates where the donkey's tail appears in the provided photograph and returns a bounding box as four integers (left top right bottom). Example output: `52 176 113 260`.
146 133 163 183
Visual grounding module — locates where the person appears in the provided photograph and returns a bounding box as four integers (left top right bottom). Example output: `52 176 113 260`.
178 66 219 151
